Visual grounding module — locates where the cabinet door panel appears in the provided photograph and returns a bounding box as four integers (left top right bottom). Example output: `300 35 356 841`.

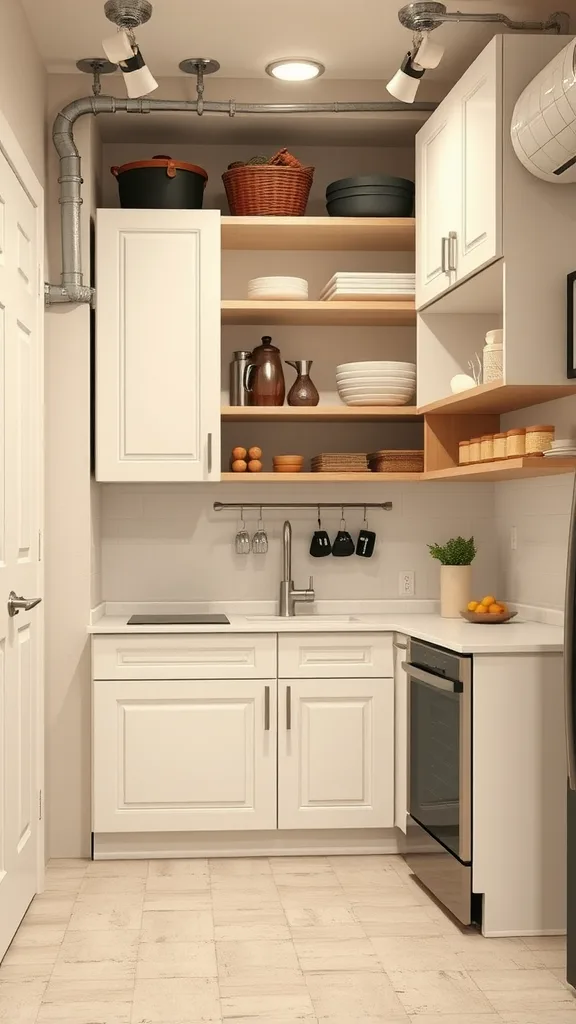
93 679 276 832
278 678 394 830
457 37 502 281
416 106 460 308
96 209 220 482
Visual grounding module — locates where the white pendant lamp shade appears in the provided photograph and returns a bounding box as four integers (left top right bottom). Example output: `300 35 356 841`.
102 29 134 64
414 34 444 70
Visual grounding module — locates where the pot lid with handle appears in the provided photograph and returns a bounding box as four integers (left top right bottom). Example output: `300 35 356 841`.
111 154 208 179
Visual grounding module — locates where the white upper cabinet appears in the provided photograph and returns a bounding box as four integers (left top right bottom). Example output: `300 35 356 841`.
96 209 221 482
416 38 502 309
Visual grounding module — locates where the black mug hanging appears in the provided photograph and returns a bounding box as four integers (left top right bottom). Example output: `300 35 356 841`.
356 507 376 558
332 509 355 557
310 507 332 557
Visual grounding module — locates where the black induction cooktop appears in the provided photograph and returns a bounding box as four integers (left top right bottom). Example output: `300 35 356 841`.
127 614 231 626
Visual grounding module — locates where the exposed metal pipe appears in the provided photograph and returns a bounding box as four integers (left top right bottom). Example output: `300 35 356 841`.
46 94 436 306
398 3 570 34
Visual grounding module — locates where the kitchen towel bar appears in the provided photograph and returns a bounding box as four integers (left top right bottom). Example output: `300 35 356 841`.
214 502 393 512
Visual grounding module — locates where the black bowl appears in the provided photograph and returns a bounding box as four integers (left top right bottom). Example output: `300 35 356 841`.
327 184 415 200
326 193 414 217
326 174 414 196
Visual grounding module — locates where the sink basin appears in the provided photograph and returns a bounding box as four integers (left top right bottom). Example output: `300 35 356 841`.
244 615 360 623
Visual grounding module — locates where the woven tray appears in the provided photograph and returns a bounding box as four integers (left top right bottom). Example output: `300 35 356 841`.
312 453 368 471
368 449 424 473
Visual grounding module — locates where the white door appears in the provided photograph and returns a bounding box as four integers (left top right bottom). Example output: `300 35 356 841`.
278 678 394 829
416 103 460 308
454 37 502 283
0 138 43 959
96 209 221 483
93 679 277 832
393 638 408 834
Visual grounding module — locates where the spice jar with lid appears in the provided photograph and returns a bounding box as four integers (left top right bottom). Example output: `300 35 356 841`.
482 329 504 383
506 427 526 458
493 432 507 460
480 435 494 462
458 440 470 465
525 424 554 455
468 437 481 463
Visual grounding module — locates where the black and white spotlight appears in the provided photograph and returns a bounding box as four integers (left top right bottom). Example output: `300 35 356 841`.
102 29 158 97
386 52 425 103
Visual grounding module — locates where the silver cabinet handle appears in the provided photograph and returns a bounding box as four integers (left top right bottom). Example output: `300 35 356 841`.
8 591 42 617
448 230 458 272
207 433 213 474
286 685 292 731
264 685 270 731
441 236 449 274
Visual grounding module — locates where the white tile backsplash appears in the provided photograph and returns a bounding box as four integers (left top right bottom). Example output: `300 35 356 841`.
99 481 499 605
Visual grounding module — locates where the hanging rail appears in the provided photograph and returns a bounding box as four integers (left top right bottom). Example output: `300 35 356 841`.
213 502 393 512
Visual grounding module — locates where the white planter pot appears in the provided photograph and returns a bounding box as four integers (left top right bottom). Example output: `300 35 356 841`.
440 564 472 618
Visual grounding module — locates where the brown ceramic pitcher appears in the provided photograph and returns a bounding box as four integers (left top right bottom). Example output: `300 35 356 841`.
245 336 285 406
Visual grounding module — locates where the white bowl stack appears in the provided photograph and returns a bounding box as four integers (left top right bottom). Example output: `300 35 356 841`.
543 438 576 458
247 276 308 300
336 361 416 406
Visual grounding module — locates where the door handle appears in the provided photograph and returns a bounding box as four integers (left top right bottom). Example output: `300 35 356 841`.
448 230 458 272
441 236 449 274
264 685 270 731
8 592 42 617
207 433 213 474
286 685 292 730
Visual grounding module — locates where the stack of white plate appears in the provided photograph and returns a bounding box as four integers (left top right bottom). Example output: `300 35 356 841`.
248 276 308 300
336 361 416 406
543 438 576 457
321 272 415 302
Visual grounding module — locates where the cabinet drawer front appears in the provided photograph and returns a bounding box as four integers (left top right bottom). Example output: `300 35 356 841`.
93 679 277 832
278 633 392 678
92 634 276 680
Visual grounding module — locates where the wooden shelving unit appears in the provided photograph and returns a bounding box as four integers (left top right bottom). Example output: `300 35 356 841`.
221 405 421 422
221 299 415 327
425 457 576 482
220 459 576 483
221 216 415 252
420 382 576 415
220 471 423 483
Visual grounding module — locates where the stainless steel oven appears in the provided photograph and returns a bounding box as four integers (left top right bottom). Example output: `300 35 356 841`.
403 637 473 924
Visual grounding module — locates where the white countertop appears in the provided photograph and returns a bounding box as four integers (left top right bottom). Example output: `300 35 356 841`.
89 606 564 654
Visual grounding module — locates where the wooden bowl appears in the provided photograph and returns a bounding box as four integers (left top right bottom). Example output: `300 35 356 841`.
273 464 303 473
460 610 518 624
273 455 304 465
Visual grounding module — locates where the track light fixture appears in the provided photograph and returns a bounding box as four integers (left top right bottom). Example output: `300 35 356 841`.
389 2 570 103
102 0 158 98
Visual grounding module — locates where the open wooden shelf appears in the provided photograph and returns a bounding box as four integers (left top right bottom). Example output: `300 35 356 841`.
220 459 576 483
221 300 415 327
221 405 422 422
425 457 576 482
221 216 415 252
420 382 576 415
220 471 423 483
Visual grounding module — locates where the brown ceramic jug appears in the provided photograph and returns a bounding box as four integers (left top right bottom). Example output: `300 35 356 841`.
245 336 285 406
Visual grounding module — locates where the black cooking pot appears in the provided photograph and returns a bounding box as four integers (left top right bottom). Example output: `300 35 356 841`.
326 174 414 196
111 155 208 209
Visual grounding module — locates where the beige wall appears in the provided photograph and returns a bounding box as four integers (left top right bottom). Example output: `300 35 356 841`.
0 0 45 184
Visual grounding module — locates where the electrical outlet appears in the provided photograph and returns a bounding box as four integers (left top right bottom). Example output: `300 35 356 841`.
510 526 517 551
399 571 415 597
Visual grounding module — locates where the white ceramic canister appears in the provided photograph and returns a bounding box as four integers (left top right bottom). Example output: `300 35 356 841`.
440 564 472 618
482 329 504 383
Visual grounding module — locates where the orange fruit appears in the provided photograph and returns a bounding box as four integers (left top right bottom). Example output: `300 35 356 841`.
467 601 479 612
488 603 502 614
475 606 488 614
498 602 508 613
481 595 496 607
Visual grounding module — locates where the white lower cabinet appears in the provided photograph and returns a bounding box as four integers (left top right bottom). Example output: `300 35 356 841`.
93 678 277 832
277 677 394 830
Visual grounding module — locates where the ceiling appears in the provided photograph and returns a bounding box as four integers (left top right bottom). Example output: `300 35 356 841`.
21 0 576 85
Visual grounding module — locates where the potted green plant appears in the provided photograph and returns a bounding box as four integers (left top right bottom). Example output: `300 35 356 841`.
428 536 477 618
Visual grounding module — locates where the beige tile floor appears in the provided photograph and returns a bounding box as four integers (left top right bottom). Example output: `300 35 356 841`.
0 854 574 1023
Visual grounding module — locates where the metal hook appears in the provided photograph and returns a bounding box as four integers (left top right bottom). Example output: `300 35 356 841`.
363 505 368 528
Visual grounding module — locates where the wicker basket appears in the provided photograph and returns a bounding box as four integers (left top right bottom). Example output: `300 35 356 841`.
368 449 424 473
222 164 315 216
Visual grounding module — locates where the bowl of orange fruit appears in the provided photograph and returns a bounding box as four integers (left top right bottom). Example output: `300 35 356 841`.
460 595 517 624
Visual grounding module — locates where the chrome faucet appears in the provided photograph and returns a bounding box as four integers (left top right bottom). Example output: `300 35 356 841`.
279 520 315 617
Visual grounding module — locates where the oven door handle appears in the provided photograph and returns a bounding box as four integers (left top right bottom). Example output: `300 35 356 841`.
402 662 463 693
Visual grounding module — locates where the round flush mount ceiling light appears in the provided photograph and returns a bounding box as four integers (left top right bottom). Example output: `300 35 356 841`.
265 58 325 81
